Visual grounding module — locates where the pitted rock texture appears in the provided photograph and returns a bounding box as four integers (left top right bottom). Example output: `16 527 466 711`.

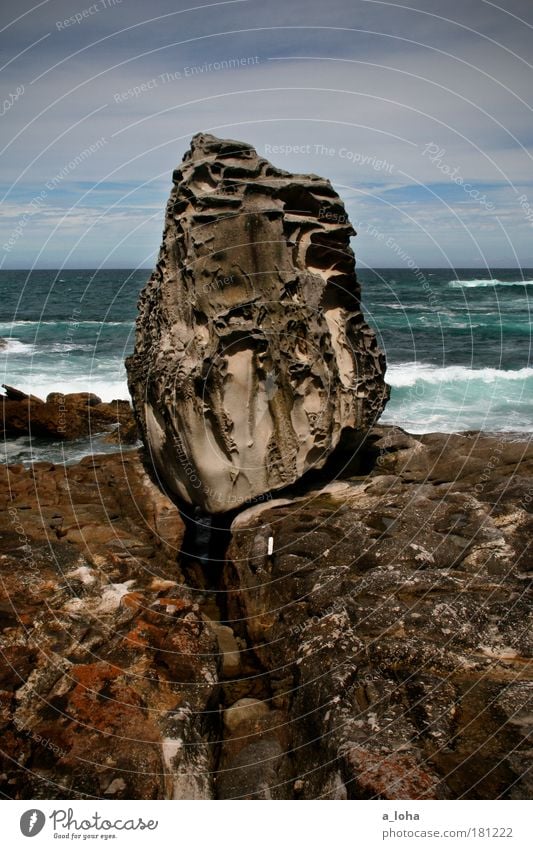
127 133 387 512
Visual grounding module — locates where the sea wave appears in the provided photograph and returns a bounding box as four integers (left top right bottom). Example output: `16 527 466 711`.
384 362 533 433
387 363 533 388
0 433 136 467
449 278 533 288
0 340 96 355
379 303 430 310
416 315 531 331
0 339 35 354
0 320 134 328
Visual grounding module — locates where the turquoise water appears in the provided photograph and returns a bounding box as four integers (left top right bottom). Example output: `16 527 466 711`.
359 268 533 435
0 268 531 462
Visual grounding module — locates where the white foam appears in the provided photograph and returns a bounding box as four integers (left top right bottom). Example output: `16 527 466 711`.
449 278 533 288
387 363 533 388
33 343 95 353
4 377 130 402
0 339 35 354
0 320 134 328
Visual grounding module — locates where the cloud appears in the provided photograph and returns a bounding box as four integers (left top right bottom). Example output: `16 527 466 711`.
1 0 532 266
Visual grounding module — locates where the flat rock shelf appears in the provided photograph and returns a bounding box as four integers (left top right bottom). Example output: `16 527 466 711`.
0 427 531 799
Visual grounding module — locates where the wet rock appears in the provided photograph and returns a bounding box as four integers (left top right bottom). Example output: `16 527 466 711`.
3 384 43 403
127 133 388 512
46 391 102 407
102 418 140 445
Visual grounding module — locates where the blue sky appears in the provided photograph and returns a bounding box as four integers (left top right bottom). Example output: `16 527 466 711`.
1 0 533 269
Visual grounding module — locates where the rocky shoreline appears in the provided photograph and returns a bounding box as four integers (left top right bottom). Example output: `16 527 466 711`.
1 385 138 445
0 425 531 799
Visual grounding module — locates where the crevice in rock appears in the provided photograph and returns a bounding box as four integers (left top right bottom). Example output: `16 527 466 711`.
145 422 392 798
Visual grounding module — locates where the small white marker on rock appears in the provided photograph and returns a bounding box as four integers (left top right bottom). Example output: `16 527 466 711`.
267 535 274 556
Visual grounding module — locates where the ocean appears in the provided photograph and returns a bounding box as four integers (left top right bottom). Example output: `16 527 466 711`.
0 268 532 464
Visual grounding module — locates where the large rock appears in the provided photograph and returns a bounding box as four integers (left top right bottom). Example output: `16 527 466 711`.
127 133 387 512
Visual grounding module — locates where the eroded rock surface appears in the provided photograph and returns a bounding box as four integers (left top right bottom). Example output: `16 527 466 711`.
127 133 387 512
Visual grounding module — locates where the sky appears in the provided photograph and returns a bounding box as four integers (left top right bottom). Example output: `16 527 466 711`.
1 0 533 270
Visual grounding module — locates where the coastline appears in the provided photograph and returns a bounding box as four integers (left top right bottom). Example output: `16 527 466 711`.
0 386 139 466
2 267 533 440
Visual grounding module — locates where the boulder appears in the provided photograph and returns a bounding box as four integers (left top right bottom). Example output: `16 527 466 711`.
223 698 270 734
1 387 138 442
127 133 388 512
46 391 102 407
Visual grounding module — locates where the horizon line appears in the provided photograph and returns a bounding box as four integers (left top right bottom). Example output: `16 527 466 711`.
1 265 532 272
